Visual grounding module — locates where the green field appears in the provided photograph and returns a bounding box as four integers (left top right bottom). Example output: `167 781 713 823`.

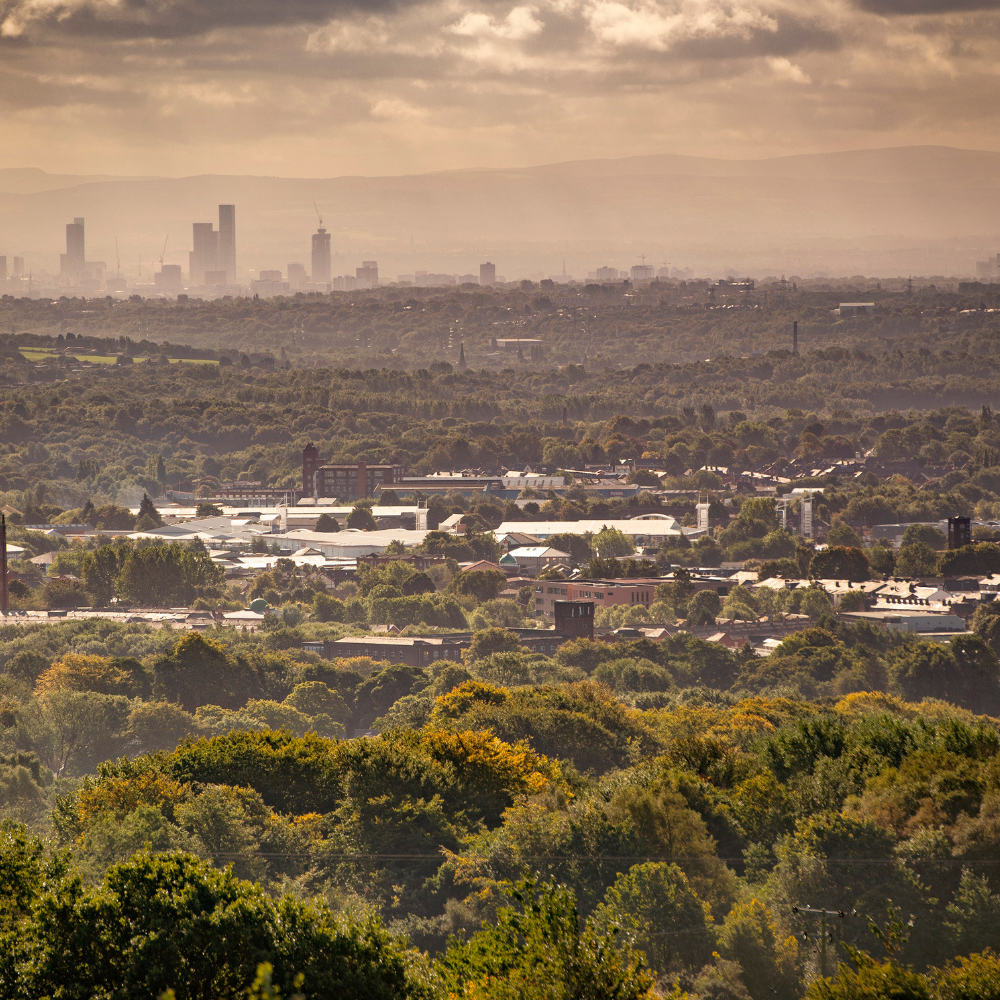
18 348 217 366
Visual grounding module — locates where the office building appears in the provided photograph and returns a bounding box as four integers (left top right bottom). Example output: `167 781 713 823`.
356 260 378 288
189 222 218 286
312 227 331 283
154 265 183 293
218 205 235 284
595 266 618 281
302 445 403 500
0 257 5 284
480 262 496 285
252 270 287 297
287 262 308 287
11 257 23 277
60 218 86 279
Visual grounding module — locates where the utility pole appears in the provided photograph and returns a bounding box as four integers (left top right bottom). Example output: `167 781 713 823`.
792 906 852 978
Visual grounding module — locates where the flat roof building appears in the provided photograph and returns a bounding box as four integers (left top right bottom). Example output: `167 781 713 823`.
312 227 331 283
218 204 236 284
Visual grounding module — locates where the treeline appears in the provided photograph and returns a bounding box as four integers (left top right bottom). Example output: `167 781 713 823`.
8 595 1000 995
4 278 1000 371
9 338 1000 515
8 537 226 610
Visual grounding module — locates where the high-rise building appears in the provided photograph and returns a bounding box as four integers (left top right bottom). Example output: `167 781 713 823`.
189 222 219 286
154 265 183 293
480 262 496 286
0 257 6 284
11 257 24 277
356 261 378 288
287 262 308 287
218 204 235 283
61 217 85 279
311 227 331 283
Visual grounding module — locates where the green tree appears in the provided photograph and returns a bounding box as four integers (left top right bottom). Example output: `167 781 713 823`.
314 513 339 533
5 849 415 1000
546 532 594 565
901 523 948 550
938 543 1000 577
82 544 127 607
868 543 896 578
437 877 653 1000
590 863 714 975
137 492 164 527
827 519 864 548
38 689 131 776
687 589 721 625
896 541 940 577
809 546 870 582
116 543 223 606
353 665 428 728
716 898 800 1000
146 453 166 485
448 569 507 602
153 633 243 711
757 558 802 581
283 682 351 727
944 868 1000 956
347 505 378 531
887 636 1000 710
466 627 522 661
592 526 635 559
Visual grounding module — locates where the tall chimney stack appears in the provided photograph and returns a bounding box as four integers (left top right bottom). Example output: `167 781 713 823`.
793 321 798 354
0 514 9 613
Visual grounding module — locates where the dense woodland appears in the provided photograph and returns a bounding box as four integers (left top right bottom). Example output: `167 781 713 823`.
2 276 1000 370
7 286 1000 997
9 612 1000 997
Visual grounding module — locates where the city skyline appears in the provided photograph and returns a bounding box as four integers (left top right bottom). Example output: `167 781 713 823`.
5 144 1000 287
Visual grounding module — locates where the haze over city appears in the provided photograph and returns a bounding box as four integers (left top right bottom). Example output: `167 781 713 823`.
3 0 1000 280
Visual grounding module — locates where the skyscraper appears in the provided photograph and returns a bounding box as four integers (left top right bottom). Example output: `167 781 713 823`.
61 217 85 279
0 257 6 284
311 227 331 283
480 262 496 286
189 222 218 286
218 204 235 284
356 261 378 288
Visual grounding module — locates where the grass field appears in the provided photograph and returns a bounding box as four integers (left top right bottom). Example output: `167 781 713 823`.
18 348 217 366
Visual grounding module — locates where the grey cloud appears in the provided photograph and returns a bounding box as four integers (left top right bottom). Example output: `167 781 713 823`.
0 0 414 39
855 0 1000 13
671 15 842 59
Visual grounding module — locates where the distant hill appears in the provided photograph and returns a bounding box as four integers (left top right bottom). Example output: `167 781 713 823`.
1 146 998 279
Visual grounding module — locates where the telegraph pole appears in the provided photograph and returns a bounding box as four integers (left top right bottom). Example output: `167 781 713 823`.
792 906 852 978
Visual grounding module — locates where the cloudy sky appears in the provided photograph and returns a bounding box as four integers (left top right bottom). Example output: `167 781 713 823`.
0 0 998 176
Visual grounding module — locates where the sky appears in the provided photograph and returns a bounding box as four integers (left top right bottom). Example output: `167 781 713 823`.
0 0 999 177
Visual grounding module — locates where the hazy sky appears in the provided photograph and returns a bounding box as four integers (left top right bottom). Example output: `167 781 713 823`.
0 0 998 176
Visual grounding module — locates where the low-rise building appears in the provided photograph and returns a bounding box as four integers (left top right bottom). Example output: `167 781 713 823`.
535 578 658 619
507 546 571 575
304 628 571 664
495 517 682 546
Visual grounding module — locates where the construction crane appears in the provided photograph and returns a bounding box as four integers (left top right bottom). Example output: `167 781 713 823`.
159 235 169 269
313 202 323 227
